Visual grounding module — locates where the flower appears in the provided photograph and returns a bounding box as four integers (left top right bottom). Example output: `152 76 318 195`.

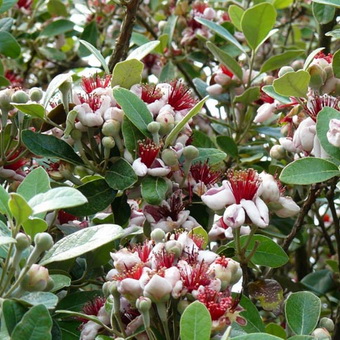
327 118 340 147
302 94 339 122
143 274 173 302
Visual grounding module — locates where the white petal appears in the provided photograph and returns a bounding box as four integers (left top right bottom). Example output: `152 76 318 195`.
132 158 148 177
223 204 245 229
241 199 268 228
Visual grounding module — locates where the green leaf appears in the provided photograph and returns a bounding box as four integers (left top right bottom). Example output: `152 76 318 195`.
22 218 48 239
12 103 45 119
265 323 286 339
260 50 305 73
113 87 152 137
42 73 72 107
56 290 103 312
232 334 283 340
0 18 13 32
8 193 32 226
180 301 211 340
22 130 84 166
40 19 74 37
0 75 10 87
40 224 123 265
122 116 144 156
0 31 20 58
228 5 244 31
38 47 66 61
216 136 238 158
0 236 15 246
0 185 10 216
17 167 50 201
0 0 18 13
311 0 340 7
105 158 138 190
192 130 215 148
188 226 209 249
206 42 243 81
273 0 294 9
112 59 144 89
28 187 87 215
163 15 178 47
159 61 176 82
316 107 340 160
239 295 265 333
303 48 325 70
301 269 336 295
65 179 116 216
2 300 27 336
273 70 310 98
79 40 109 74
287 336 314 340
141 176 167 205
79 21 99 57
234 86 260 105
193 148 227 165
164 96 208 148
47 0 68 17
195 17 245 53
312 2 336 24
127 41 160 60
326 28 340 39
11 304 52 340
279 157 340 185
241 3 277 51
262 85 291 104
332 49 340 78
227 235 289 268
285 292 321 335
17 292 59 309
50 274 71 292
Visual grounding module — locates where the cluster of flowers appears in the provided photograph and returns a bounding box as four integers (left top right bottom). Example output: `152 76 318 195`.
80 228 244 339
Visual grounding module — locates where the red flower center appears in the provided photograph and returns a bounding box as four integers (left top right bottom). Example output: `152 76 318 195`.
168 80 197 112
81 74 111 94
303 94 340 122
190 161 221 186
141 84 163 103
114 263 144 281
137 139 160 167
79 94 103 111
180 262 211 292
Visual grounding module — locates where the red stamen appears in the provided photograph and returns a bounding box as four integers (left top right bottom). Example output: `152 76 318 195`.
190 161 221 186
81 74 111 94
77 296 106 323
114 263 144 281
79 94 102 111
137 139 160 167
302 94 340 122
220 65 233 78
168 80 197 112
180 262 211 292
141 84 163 104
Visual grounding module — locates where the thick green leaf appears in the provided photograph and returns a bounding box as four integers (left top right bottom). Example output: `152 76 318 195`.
192 130 215 148
22 130 84 166
228 5 244 31
42 73 72 107
47 0 68 16
180 301 211 340
227 235 289 268
285 292 321 335
301 269 336 295
40 19 74 37
326 28 340 39
122 116 144 156
39 47 66 61
195 17 245 53
273 0 294 9
112 59 144 89
0 18 13 32
79 40 109 74
56 290 102 312
163 15 178 47
0 31 20 58
0 185 10 216
0 75 10 87
287 336 314 340
234 87 260 105
262 85 291 104
239 295 265 333
193 148 227 165
279 157 340 184
265 323 287 339
273 70 310 98
40 224 123 265
159 61 176 82
12 103 45 119
105 158 138 190
332 49 340 78
216 136 238 158
313 2 336 24
2 300 27 336
241 3 277 51
232 334 283 340
22 217 48 239
0 0 18 13
17 292 59 309
11 304 52 340
28 187 87 215
316 107 340 160
113 87 152 137
8 193 32 226
50 274 71 292
141 176 167 205
164 96 208 148
79 21 99 57
206 42 243 81
261 50 305 73
65 179 116 216
311 0 340 7
17 167 50 201
127 41 160 60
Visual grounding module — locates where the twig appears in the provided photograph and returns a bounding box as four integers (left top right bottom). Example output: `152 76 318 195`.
108 0 142 72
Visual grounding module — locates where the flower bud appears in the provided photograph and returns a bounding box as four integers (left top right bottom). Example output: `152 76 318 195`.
11 90 29 104
161 149 178 166
34 232 54 252
165 240 182 257
29 87 43 102
270 145 286 160
263 76 275 85
150 228 165 243
102 136 115 149
156 111 175 135
143 274 172 303
44 276 55 291
311 328 331 340
291 59 304 70
206 84 223 96
147 122 161 134
136 296 152 312
59 79 72 94
71 128 82 141
0 88 14 111
319 317 334 332
15 232 31 251
22 264 50 291
183 145 199 161
278 66 294 78
308 64 326 89
102 119 120 136
177 300 190 314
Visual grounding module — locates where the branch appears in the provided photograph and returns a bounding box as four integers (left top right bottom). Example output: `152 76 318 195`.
108 0 141 72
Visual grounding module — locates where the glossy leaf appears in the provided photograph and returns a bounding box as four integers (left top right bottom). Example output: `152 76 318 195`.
79 21 99 57
121 116 144 156
22 217 48 239
28 187 87 215
0 236 15 246
285 292 321 335
17 167 50 201
0 31 20 58
22 130 84 166
280 157 340 184
79 39 109 74
238 295 265 333
301 269 336 295
127 40 160 60
2 300 27 336
13 103 43 119
40 224 123 265
313 2 336 24
273 70 310 98
265 323 287 339
141 176 167 205
192 130 215 148
180 301 211 340
234 87 260 105
262 85 291 104
311 0 340 7
50 274 71 292
332 49 340 78
216 136 238 158
105 158 138 190
0 0 18 13
163 15 178 47
111 59 144 89
228 5 244 31
113 87 152 137
261 50 304 73
193 148 227 165
40 19 74 37
8 193 32 226
273 0 294 9
11 304 52 340
241 3 277 51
